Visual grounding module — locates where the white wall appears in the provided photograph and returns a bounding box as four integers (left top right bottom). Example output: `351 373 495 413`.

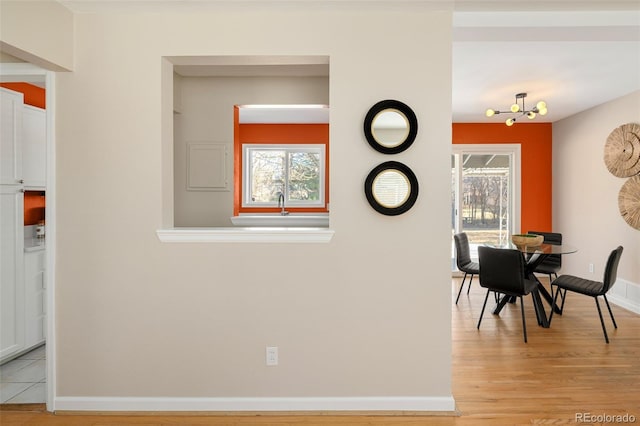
52 3 454 410
0 0 74 71
175 76 329 227
553 91 640 311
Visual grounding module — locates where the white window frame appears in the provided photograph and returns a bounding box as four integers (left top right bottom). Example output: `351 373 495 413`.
242 144 326 208
451 144 521 269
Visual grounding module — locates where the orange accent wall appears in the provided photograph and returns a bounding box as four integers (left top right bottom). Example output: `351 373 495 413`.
234 113 330 215
0 83 46 109
453 123 553 233
24 191 46 226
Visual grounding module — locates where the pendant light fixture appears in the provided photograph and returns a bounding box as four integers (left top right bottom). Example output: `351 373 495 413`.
485 93 548 126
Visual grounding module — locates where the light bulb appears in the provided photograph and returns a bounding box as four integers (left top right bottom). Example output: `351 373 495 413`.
510 103 520 113
506 118 515 126
527 111 536 119
537 101 547 115
485 108 496 117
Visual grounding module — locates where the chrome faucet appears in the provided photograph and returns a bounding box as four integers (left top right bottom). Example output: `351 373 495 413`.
277 192 289 215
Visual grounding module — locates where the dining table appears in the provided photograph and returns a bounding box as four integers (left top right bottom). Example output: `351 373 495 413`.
488 241 578 328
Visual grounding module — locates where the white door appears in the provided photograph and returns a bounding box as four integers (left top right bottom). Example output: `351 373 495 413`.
451 144 521 267
0 186 25 361
22 105 47 189
1 88 24 185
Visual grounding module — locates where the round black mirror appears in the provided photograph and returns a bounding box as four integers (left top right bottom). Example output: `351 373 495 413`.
364 100 418 154
364 161 419 215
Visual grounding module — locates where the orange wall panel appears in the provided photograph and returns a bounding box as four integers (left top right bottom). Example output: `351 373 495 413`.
234 121 330 215
24 191 46 226
453 123 553 233
0 82 46 109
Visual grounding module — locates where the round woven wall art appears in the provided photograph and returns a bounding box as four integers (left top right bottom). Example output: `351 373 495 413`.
618 174 640 230
604 122 640 178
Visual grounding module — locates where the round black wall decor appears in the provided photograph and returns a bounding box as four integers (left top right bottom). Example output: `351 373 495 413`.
364 100 418 154
364 161 419 216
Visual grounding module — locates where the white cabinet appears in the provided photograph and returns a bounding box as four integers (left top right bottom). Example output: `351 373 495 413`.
0 86 47 363
0 186 25 362
24 249 46 348
1 88 23 185
22 105 46 189
1 87 26 363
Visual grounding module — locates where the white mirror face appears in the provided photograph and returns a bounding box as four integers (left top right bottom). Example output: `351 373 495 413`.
372 169 410 208
371 109 410 148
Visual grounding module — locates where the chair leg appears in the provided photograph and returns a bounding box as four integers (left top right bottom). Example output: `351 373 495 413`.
530 290 543 326
558 287 568 314
594 297 610 344
558 287 566 312
456 273 467 304
519 296 528 343
549 285 561 325
466 274 474 294
603 295 618 329
477 289 490 330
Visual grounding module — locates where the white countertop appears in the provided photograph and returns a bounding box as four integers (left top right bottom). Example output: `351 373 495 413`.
24 237 46 252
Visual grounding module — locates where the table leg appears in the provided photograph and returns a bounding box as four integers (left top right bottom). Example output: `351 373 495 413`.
531 276 562 314
530 289 549 328
492 294 512 315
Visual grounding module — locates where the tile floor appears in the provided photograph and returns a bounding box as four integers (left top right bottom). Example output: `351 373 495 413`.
0 344 46 403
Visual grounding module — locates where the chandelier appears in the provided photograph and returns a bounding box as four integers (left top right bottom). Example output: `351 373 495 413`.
485 92 548 126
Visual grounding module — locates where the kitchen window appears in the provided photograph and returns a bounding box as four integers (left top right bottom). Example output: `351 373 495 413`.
242 144 325 208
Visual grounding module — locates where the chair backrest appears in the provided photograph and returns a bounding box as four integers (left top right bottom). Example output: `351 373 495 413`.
478 246 527 295
602 246 624 294
454 232 472 269
527 231 562 245
528 230 562 268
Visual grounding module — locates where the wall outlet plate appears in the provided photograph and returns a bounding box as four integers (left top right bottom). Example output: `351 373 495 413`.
266 346 278 366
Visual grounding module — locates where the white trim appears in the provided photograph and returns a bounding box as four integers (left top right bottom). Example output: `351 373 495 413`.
54 396 456 412
451 144 522 234
607 278 640 315
242 144 326 208
44 70 56 413
156 227 334 243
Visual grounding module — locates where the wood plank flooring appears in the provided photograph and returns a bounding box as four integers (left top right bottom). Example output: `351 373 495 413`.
2 277 639 425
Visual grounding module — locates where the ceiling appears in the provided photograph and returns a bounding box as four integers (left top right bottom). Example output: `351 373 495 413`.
50 2 640 124
452 9 640 123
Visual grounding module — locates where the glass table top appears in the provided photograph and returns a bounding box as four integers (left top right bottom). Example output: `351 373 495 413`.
487 242 578 255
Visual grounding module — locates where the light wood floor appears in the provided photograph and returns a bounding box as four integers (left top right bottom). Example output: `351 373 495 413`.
2 277 639 425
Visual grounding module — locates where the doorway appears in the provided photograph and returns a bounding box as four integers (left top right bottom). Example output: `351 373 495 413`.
0 63 55 409
451 144 521 268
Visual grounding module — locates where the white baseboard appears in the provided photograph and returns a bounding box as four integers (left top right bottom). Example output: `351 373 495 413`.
608 278 640 315
54 396 456 413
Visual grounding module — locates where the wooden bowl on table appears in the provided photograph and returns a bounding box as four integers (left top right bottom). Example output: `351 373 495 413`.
511 234 544 248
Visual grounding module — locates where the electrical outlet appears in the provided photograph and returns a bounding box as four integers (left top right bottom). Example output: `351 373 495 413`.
589 263 594 273
266 346 278 366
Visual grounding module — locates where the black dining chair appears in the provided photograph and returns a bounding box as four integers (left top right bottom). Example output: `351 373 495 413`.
477 246 540 343
549 246 623 343
453 233 480 304
527 231 562 282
